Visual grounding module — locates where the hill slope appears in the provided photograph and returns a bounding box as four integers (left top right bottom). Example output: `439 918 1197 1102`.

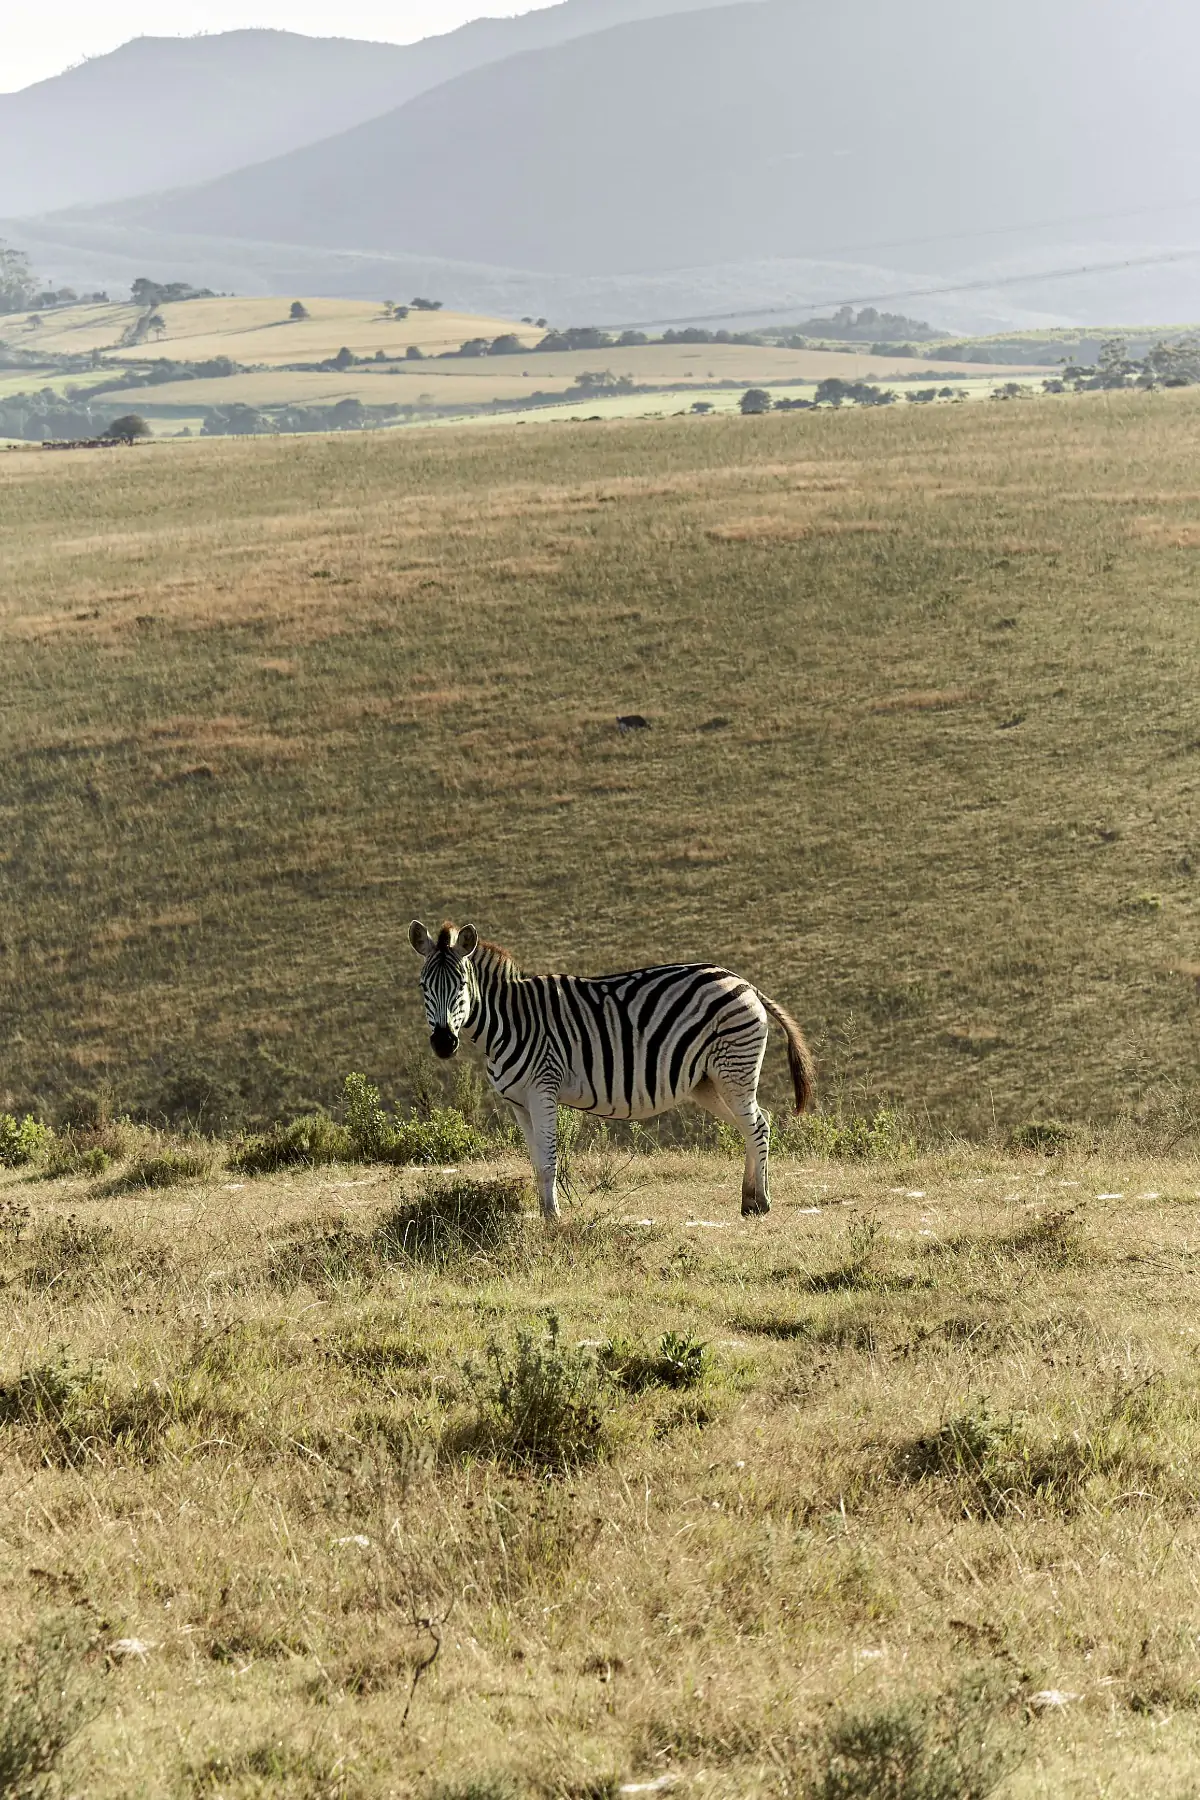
62 0 1200 280
0 0 745 218
0 395 1196 1126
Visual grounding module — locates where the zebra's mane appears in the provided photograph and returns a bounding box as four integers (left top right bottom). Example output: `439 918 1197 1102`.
476 937 522 976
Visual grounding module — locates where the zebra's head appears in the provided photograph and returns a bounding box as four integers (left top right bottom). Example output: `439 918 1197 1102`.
409 919 479 1060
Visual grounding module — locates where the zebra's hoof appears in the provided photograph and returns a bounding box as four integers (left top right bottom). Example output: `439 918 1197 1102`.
741 1197 771 1217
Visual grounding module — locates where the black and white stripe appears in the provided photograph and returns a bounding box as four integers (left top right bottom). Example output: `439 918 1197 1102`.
410 921 815 1220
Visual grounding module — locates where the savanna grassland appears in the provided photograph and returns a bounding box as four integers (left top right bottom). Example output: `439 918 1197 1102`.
0 391 1196 1130
2 391 1200 1800
5 1145 1200 1799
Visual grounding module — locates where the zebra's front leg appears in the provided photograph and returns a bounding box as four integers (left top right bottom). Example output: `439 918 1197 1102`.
509 1093 561 1222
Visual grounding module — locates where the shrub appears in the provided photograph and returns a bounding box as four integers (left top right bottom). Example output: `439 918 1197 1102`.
229 1113 350 1176
0 1115 51 1168
601 1330 711 1393
1009 1119 1074 1154
344 1073 489 1166
467 1314 608 1469
740 387 773 415
0 1613 99 1798
811 1667 1021 1800
376 1174 528 1261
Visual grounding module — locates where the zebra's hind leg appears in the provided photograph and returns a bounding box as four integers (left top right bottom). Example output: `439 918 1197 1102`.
509 1093 561 1222
692 1076 773 1217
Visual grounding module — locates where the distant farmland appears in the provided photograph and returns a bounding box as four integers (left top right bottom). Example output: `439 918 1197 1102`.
0 295 1053 433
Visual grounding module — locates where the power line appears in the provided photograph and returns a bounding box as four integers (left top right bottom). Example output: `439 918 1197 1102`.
741 194 1200 268
613 246 1200 333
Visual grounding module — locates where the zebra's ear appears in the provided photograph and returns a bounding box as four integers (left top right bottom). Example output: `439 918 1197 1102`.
457 923 479 957
409 920 434 957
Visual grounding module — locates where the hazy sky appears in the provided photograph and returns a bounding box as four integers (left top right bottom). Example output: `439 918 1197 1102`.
2 2 538 92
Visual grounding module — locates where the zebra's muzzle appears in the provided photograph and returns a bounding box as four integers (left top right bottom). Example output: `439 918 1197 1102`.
431 1026 459 1060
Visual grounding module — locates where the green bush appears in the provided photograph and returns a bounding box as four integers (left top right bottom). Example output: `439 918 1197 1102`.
344 1073 489 1166
0 1613 99 1799
229 1113 351 1176
0 1115 52 1168
467 1314 608 1470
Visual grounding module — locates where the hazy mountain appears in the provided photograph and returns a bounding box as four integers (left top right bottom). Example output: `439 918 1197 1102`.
0 0 745 218
58 0 1200 290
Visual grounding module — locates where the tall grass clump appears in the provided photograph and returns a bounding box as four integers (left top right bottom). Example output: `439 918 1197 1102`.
375 1173 528 1261
465 1314 609 1470
105 1141 216 1192
0 1613 99 1798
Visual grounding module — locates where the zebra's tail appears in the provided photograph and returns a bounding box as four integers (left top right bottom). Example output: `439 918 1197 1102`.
757 990 817 1114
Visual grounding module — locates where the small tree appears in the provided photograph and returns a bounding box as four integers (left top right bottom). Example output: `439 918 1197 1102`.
740 388 772 415
105 414 151 443
333 345 354 369
411 297 443 311
289 300 309 320
405 344 425 361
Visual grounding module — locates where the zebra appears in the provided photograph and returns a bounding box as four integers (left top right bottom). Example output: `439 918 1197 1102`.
409 920 815 1221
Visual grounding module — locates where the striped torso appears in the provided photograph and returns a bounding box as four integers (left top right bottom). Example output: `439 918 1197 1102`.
467 946 765 1120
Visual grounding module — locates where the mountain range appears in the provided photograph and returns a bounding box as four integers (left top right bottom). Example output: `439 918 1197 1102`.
4 0 1200 331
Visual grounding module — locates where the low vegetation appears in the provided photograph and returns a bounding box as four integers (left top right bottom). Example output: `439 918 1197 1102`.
3 1145 1200 1794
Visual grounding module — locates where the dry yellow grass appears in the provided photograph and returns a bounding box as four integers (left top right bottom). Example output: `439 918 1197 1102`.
4 1143 1200 1797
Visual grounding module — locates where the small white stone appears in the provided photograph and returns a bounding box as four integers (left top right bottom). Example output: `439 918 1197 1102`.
333 1535 370 1549
685 1220 727 1229
1028 1689 1081 1711
620 1779 682 1794
109 1638 154 1659
1097 1193 1125 1200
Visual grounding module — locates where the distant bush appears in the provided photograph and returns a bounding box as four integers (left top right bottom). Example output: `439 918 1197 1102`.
1009 1119 1075 1155
103 413 151 442
38 1137 113 1179
0 1114 52 1168
779 1106 914 1161
406 345 424 360
411 297 443 311
288 300 309 320
740 388 772 414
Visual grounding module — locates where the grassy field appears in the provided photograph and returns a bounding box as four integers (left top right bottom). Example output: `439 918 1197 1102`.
1 390 1198 1133
5 1139 1200 1797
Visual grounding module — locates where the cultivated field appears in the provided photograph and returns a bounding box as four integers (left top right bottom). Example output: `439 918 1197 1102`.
1 296 1052 429
0 389 1196 1131
4 1142 1200 1797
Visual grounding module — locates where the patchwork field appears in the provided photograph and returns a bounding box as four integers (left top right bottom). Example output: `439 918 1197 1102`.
1 296 1053 429
4 1143 1200 1797
1 389 1196 1131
